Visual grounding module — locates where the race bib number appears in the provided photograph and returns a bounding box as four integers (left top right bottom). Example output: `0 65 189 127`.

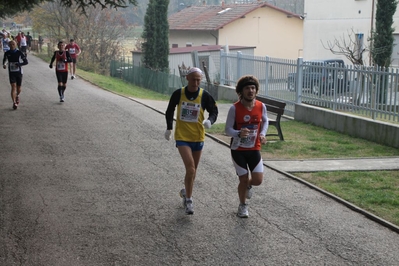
179 101 200 122
10 62 20 72
57 61 66 71
231 125 258 150
69 48 75 54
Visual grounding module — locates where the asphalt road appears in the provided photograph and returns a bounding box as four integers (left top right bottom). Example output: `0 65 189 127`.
1 55 399 266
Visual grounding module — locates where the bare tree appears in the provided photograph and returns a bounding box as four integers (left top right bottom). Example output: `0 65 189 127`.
1 0 137 18
31 0 127 74
322 29 367 66
322 29 369 106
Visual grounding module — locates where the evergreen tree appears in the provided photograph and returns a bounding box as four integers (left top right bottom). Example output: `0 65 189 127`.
371 0 397 104
142 0 157 69
372 0 398 67
141 0 170 72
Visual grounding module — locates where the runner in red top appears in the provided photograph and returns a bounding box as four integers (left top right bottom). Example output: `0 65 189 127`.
15 32 22 49
65 39 81 80
225 75 269 218
49 41 72 102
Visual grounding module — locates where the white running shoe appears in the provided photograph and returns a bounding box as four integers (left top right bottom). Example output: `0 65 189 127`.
185 199 194 215
237 203 249 218
246 186 253 199
179 188 186 208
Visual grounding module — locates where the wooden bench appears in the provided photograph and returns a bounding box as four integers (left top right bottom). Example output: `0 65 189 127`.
256 96 286 141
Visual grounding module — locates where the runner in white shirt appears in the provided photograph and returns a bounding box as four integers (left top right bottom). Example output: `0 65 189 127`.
2 32 11 53
19 32 28 56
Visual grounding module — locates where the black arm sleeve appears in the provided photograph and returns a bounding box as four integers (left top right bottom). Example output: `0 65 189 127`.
66 51 72 62
19 51 28 66
165 89 181 130
201 90 218 124
50 52 56 65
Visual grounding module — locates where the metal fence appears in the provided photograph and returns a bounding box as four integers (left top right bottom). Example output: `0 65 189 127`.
220 51 399 122
110 54 399 122
110 58 181 96
110 58 219 100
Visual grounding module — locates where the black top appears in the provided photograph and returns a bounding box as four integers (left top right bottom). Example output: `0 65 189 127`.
3 49 28 73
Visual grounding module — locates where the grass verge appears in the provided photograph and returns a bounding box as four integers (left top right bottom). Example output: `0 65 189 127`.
295 171 399 227
78 70 171 101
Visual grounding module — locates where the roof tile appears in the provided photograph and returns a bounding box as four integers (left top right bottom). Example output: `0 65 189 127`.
168 2 301 31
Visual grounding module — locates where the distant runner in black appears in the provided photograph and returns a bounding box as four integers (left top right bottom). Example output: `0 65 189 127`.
2 40 28 110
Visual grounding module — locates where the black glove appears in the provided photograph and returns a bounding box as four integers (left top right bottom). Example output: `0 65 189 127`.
49 64 53 69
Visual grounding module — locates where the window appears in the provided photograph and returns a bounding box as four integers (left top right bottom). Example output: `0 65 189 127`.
355 33 364 58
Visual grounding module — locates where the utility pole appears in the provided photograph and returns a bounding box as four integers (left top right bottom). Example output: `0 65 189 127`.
369 0 375 66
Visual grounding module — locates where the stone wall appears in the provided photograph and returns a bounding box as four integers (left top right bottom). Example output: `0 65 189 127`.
294 104 399 149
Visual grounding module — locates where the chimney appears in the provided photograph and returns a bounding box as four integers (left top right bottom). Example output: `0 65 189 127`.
172 44 178 48
222 1 224 8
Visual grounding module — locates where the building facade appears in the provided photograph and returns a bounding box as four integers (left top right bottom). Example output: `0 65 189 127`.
303 0 399 66
168 2 303 59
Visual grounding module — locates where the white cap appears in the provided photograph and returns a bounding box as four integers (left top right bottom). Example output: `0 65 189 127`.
187 67 203 75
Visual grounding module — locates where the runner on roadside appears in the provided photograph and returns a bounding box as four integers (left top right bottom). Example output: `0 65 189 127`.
49 41 72 102
164 67 218 215
2 40 28 110
2 31 11 53
26 32 32 52
225 75 268 218
19 32 28 57
65 39 81 80
15 32 22 49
